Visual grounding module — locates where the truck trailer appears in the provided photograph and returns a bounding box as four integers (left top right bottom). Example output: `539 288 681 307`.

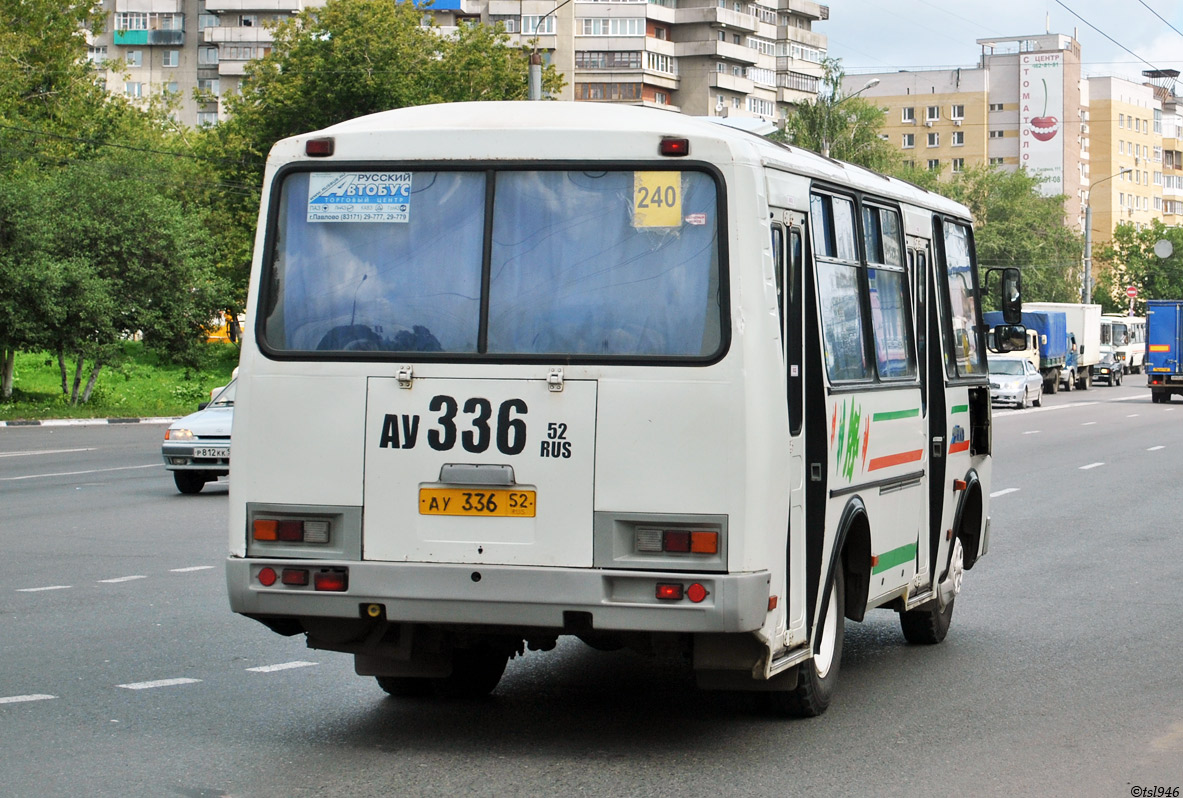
1146 300 1183 402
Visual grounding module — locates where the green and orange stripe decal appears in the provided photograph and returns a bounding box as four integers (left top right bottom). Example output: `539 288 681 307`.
866 407 923 471
949 404 970 453
872 542 918 574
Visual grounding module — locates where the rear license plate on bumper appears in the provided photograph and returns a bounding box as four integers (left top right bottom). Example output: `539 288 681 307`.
418 488 536 517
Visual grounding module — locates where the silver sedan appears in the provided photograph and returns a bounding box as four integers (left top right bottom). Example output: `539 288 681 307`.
162 380 234 494
989 358 1043 408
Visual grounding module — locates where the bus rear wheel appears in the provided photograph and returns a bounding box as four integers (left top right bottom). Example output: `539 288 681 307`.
432 645 509 698
901 536 963 644
770 568 845 718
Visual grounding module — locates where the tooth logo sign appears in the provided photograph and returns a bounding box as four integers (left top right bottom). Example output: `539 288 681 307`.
1030 78 1058 142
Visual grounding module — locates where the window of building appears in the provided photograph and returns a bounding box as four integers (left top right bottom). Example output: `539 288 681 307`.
197 111 218 126
952 158 965 173
1119 114 1125 128
950 104 964 119
989 102 1004 111
989 130 1004 139
902 107 915 123
1155 109 1163 134
927 132 938 147
491 15 518 32
747 97 775 117
655 91 668 105
733 33 741 44
952 131 964 146
733 96 741 108
926 105 939 121
87 46 107 65
163 50 179 67
198 78 220 95
198 13 219 29
1120 140 1125 154
990 157 1005 165
524 15 556 34
902 133 914 148
574 82 641 100
198 47 219 65
927 159 940 171
747 67 774 86
653 25 667 40
1155 171 1163 186
116 12 148 29
126 50 143 68
577 51 642 69
124 82 143 97
647 52 676 74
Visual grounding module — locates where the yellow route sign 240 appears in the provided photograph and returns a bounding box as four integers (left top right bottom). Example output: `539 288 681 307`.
633 171 682 228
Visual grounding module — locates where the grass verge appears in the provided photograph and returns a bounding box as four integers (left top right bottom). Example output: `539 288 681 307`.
1 342 240 421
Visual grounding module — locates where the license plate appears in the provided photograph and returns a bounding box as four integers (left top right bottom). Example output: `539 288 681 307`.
419 488 536 517
193 447 229 459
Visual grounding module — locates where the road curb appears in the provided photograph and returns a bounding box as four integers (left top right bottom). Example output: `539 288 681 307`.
0 417 178 428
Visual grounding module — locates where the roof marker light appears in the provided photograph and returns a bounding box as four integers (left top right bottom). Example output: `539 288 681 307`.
659 137 690 157
305 138 334 157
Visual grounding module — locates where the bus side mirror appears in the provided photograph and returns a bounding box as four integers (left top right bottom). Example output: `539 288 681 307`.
991 324 1028 353
995 267 1022 325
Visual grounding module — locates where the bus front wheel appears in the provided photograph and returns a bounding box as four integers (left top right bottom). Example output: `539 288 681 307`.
771 568 845 718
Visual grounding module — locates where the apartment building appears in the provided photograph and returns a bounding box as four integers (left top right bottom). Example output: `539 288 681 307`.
88 0 830 128
844 33 1088 228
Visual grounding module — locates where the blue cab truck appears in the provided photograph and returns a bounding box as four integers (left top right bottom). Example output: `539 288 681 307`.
984 309 1069 393
1146 300 1183 403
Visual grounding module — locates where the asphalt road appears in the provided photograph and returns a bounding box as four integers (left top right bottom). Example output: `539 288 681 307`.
2 382 1181 797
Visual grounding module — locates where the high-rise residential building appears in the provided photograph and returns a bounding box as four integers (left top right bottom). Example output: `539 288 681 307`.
843 33 1088 228
88 0 829 128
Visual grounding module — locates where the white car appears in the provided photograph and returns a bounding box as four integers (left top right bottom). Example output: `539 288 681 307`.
989 358 1043 408
162 380 234 494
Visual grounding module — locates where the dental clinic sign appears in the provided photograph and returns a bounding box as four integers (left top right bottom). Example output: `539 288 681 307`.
1021 52 1064 197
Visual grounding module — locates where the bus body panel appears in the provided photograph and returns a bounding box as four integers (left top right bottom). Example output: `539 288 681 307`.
227 102 994 706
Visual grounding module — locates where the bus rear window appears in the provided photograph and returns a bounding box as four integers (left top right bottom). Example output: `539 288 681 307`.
262 168 723 360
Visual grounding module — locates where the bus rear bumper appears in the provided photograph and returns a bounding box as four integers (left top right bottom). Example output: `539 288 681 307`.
226 558 771 634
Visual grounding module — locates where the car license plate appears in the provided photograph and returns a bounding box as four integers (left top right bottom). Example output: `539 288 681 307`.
419 488 536 517
193 447 229 458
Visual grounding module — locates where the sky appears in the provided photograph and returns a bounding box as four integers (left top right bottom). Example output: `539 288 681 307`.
822 0 1183 87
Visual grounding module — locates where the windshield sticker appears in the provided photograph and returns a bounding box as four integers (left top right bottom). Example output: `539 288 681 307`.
307 172 412 223
632 171 682 228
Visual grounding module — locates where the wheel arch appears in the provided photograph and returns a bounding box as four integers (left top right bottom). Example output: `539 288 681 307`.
826 498 871 625
951 469 985 573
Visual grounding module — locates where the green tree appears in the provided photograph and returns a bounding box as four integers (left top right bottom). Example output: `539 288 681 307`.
1 158 224 403
1095 221 1183 315
937 165 1083 306
777 58 900 172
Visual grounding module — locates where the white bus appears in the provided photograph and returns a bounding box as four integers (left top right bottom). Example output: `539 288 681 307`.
1102 314 1146 373
227 102 1019 716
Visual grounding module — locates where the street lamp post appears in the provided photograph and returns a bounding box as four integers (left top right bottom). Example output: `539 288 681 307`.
1082 168 1132 303
821 77 879 158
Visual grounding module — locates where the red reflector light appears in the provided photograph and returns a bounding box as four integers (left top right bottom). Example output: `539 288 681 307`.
686 583 708 603
663 530 691 553
281 568 309 586
659 137 690 157
314 569 348 592
257 567 277 587
656 583 684 600
277 521 303 542
690 531 718 554
305 137 334 157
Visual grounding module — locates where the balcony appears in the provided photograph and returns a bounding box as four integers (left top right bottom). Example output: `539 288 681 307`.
203 25 275 44
113 30 185 46
673 6 757 33
776 0 827 21
710 71 753 94
204 0 301 11
676 40 758 65
114 0 180 11
217 60 249 76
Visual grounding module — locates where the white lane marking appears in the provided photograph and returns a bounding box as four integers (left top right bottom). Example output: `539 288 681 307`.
170 566 215 573
0 694 56 705
16 585 72 592
1127 413 1140 418
1149 445 1165 451
117 678 201 690
1080 462 1106 470
246 661 318 673
0 448 96 458
98 575 147 584
0 463 160 482
1082 421 1097 426
995 401 1099 417
991 488 1020 497
1022 430 1041 435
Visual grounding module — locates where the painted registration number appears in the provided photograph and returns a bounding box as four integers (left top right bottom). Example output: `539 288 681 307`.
419 488 536 517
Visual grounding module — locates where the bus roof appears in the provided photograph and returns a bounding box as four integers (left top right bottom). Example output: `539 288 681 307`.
281 101 971 220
